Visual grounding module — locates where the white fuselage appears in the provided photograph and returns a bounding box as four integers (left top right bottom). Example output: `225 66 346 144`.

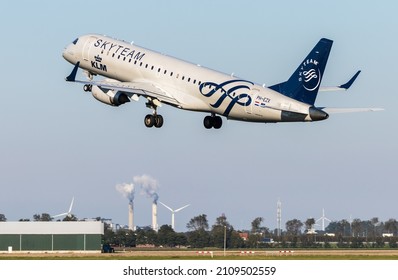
63 34 315 123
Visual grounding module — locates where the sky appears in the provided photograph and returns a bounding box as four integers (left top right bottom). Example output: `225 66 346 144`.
0 0 397 233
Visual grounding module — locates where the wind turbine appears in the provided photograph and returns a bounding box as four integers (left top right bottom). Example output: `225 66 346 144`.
52 197 74 219
316 208 331 231
159 201 190 230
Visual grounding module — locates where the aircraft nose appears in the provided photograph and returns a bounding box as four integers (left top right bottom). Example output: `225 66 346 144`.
62 44 75 63
63 44 72 57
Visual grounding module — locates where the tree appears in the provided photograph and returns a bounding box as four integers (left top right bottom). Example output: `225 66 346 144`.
187 229 210 248
351 219 362 237
158 225 177 247
211 214 232 248
334 219 351 237
251 217 264 233
0 214 6 222
33 213 53 221
135 228 158 246
113 229 136 247
285 219 303 236
174 232 188 247
247 217 267 248
230 231 245 248
247 234 261 248
186 214 210 248
102 223 115 245
214 214 229 227
305 218 316 232
186 214 209 231
370 217 380 238
62 214 78 221
385 218 398 235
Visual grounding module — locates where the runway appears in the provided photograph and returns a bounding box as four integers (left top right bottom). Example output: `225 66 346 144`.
2 249 398 259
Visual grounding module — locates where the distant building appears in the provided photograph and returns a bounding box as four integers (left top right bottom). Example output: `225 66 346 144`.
239 232 249 241
382 233 393 237
261 238 274 243
0 221 104 253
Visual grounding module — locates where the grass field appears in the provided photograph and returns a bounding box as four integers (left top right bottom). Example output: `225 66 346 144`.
1 249 398 260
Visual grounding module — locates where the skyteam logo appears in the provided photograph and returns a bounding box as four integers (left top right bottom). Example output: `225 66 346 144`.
199 80 253 116
299 58 321 91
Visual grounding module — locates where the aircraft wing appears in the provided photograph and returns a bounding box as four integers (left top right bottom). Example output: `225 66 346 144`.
65 62 181 107
89 79 181 107
319 70 361 92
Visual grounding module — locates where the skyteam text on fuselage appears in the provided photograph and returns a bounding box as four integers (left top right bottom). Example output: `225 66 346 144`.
63 34 380 129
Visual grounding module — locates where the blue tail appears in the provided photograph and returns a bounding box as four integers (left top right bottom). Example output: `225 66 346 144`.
269 38 333 105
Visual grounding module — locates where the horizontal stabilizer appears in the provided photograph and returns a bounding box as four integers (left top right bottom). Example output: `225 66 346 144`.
321 107 384 114
319 70 361 92
340 70 361 89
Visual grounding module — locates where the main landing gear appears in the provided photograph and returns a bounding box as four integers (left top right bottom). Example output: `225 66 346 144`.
144 99 164 128
144 114 164 128
203 114 222 129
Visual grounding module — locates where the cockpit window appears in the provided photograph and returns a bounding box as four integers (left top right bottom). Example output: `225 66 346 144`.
72 38 79 45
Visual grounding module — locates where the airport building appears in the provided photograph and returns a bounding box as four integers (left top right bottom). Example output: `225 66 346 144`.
0 221 104 253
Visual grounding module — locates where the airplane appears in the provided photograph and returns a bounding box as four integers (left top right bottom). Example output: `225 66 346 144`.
63 34 381 129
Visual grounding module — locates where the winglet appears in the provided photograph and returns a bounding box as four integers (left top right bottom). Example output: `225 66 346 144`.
65 62 80 82
340 70 361 89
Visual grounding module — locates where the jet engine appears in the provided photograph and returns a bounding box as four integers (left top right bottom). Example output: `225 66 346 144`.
91 85 130 106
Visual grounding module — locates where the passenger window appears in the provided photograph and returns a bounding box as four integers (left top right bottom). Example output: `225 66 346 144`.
188 78 191 82
164 70 167 74
182 76 185 80
170 72 173 76
158 68 161 72
151 66 154 70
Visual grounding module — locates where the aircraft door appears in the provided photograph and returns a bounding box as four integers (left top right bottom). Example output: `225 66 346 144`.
82 36 96 61
245 88 259 114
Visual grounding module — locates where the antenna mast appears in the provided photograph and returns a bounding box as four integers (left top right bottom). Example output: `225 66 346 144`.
277 199 282 237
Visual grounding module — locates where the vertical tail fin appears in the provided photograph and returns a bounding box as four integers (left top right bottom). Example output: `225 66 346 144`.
269 38 333 105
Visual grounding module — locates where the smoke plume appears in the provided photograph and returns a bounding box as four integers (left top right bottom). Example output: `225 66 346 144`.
116 183 135 205
134 174 159 203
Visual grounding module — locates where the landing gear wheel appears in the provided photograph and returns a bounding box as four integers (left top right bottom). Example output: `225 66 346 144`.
204 116 213 129
213 116 222 129
203 115 222 129
154 115 164 128
144 114 155 128
83 84 92 92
